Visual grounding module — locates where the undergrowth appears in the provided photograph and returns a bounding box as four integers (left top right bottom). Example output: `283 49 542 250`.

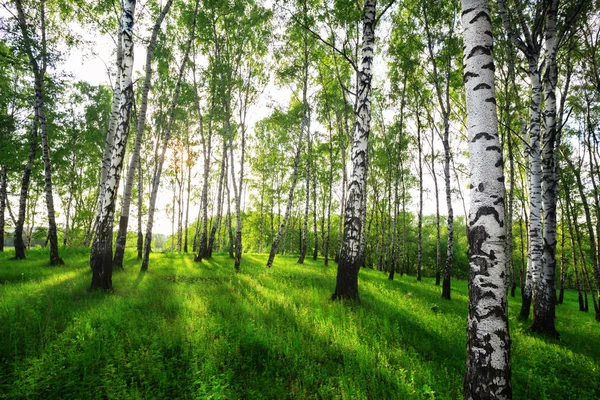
0 248 599 399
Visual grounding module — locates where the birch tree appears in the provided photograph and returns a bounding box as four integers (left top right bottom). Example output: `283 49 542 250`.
90 0 136 290
14 0 63 265
461 1 511 397
332 0 377 300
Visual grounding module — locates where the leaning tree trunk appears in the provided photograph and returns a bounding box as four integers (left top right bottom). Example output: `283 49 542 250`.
90 0 137 289
332 0 376 301
113 0 173 269
461 2 511 397
534 0 559 337
141 0 197 272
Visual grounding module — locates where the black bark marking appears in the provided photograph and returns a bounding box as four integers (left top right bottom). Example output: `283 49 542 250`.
485 97 497 104
495 157 503 167
464 71 479 83
484 30 493 37
471 132 494 142
469 11 491 24
467 46 491 59
481 62 495 71
471 256 491 276
461 7 476 17
478 183 484 192
493 197 504 206
470 206 503 227
474 83 491 91
486 145 502 153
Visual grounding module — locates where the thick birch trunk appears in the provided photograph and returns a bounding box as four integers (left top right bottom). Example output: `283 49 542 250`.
461 2 511 397
332 0 376 301
91 0 137 289
534 0 559 336
113 0 173 268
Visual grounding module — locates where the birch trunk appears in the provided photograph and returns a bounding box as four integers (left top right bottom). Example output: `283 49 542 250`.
207 141 227 258
113 0 173 268
461 2 511 397
141 0 197 272
15 0 63 265
565 189 585 311
137 156 143 259
267 137 303 268
416 113 423 281
332 0 376 301
0 166 6 252
194 81 212 261
13 116 38 259
534 0 559 336
90 0 137 289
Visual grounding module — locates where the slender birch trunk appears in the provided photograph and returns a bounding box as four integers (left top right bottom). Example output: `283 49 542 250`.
332 0 376 301
141 0 197 272
195 91 212 261
207 141 227 258
416 112 423 281
137 156 143 259
13 116 38 259
113 0 173 268
15 0 63 265
0 166 6 252
184 139 192 253
267 135 303 268
565 189 585 311
461 2 511 397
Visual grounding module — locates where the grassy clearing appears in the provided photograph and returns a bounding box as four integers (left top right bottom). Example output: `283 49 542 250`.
1 248 599 399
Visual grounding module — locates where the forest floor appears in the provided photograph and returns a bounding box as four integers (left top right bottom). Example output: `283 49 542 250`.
1 247 599 399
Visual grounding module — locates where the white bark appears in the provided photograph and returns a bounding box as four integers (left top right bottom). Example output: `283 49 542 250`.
332 0 376 300
461 1 511 397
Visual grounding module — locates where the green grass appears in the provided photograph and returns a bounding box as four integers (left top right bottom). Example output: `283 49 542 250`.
1 247 599 399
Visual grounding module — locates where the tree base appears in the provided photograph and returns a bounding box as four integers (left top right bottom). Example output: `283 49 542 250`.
530 321 560 340
50 257 65 266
